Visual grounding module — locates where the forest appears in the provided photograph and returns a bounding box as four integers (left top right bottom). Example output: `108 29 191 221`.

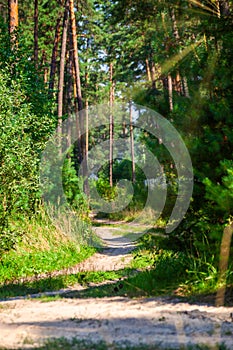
0 1 233 347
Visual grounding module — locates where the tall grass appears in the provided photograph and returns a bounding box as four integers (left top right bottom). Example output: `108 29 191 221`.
0 208 97 285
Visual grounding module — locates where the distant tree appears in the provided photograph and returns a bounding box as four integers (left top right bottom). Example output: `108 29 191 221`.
34 0 38 67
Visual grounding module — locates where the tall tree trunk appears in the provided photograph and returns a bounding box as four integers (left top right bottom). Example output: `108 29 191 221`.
129 101 136 184
84 45 89 162
69 0 89 194
34 0 39 68
170 6 190 98
85 100 89 161
67 28 74 150
69 0 82 111
49 18 61 92
73 66 82 163
109 62 114 188
8 0 18 45
57 0 69 136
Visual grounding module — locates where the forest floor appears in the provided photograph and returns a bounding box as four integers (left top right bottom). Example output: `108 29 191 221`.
0 221 233 349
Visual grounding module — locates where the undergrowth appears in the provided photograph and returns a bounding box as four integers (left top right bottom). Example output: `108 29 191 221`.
0 210 97 288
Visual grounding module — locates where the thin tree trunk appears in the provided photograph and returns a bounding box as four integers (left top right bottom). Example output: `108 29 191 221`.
175 71 181 94
182 76 190 98
216 221 233 306
129 101 136 184
85 100 89 161
145 58 151 82
170 6 190 98
8 0 18 45
84 49 89 162
109 62 114 188
73 66 82 162
57 0 69 136
67 28 73 150
168 74 173 111
41 50 48 83
151 61 156 89
34 0 39 68
49 18 61 92
69 0 82 111
170 7 179 41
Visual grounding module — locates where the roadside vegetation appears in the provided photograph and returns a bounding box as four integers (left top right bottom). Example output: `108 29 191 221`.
0 338 230 350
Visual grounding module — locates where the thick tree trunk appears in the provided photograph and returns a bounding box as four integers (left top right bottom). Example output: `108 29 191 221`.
34 0 39 68
8 0 18 34
57 0 69 136
8 0 18 46
49 18 61 92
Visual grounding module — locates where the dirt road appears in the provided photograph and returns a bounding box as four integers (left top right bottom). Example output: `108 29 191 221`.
0 223 233 349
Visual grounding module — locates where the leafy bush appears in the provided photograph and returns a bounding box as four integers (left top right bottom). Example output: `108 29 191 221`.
0 39 55 253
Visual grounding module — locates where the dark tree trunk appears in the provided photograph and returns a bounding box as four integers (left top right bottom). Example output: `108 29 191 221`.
49 18 61 92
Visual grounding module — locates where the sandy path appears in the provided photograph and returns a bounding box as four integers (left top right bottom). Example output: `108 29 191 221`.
75 224 137 271
9 223 137 287
0 297 233 349
0 222 233 349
